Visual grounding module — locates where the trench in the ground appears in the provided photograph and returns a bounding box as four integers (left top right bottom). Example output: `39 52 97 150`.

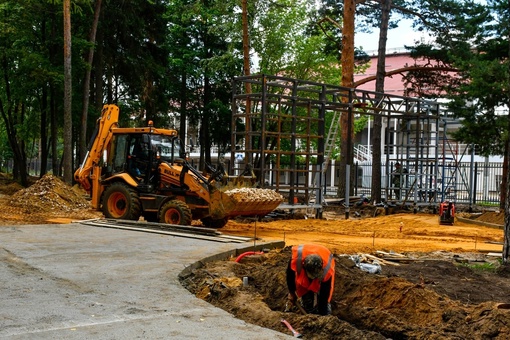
179 245 510 339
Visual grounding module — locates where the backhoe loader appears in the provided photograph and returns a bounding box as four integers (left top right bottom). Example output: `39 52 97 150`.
74 104 283 228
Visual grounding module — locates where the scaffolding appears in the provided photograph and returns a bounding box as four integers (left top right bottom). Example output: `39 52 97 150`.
230 74 448 213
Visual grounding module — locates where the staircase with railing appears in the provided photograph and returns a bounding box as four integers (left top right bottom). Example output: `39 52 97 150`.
354 144 372 162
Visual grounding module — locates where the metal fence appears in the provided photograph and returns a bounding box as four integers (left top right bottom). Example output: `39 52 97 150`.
332 161 502 206
8 154 503 209
259 160 503 207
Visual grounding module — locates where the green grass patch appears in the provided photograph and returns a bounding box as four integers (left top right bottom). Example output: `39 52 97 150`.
458 261 499 273
477 202 499 207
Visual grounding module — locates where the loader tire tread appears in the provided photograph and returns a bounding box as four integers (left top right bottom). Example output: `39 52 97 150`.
102 182 141 220
159 200 192 225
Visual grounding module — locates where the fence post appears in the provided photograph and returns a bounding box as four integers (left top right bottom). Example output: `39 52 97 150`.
468 144 474 211
354 161 358 196
473 162 478 205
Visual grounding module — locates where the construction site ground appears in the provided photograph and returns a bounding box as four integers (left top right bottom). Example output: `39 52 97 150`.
1 174 510 339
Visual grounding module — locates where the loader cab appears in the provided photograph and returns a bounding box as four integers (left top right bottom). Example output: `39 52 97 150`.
107 133 150 182
109 132 182 185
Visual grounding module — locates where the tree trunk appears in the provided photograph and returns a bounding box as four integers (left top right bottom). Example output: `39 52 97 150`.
1 105 29 187
371 0 392 204
79 0 103 163
93 20 104 111
11 142 28 187
40 86 49 177
0 53 29 186
202 75 212 169
63 0 73 184
338 0 355 203
48 9 59 176
242 0 250 79
504 112 510 263
143 71 155 122
502 27 510 264
38 18 49 177
51 86 59 175
242 0 252 166
179 73 187 145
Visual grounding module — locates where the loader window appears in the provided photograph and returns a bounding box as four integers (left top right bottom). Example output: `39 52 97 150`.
150 135 181 162
111 135 129 172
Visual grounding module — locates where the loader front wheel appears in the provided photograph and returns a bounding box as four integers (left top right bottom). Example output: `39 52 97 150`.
159 200 192 225
102 183 141 220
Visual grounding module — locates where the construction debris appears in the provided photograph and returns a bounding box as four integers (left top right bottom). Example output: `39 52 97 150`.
348 252 401 274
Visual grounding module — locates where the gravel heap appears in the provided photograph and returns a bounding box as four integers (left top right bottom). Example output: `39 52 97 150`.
225 187 284 203
9 174 89 213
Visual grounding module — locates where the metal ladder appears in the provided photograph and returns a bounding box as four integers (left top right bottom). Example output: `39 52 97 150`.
323 110 341 171
307 110 341 216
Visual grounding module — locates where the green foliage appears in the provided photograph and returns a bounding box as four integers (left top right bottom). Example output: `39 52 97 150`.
5 0 507 182
404 0 509 157
477 201 500 207
354 115 369 134
250 0 352 81
0 0 64 180
457 261 499 273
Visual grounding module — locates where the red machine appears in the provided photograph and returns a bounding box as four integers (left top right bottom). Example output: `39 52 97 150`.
439 201 455 225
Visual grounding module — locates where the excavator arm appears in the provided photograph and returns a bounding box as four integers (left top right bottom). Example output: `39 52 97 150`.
74 104 120 193
159 160 212 199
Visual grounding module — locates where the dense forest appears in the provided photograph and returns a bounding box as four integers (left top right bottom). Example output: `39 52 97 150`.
0 0 508 192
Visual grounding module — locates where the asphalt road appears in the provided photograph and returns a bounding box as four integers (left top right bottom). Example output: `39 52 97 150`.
0 223 291 339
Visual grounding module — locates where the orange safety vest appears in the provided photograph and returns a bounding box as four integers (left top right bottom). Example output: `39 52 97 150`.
290 244 335 302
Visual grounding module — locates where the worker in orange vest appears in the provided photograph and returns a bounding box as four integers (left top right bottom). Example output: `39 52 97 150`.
286 244 335 315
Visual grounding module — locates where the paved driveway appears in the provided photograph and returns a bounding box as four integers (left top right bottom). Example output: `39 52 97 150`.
0 223 291 339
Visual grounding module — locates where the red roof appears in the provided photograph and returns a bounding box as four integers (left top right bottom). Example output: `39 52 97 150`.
354 52 415 97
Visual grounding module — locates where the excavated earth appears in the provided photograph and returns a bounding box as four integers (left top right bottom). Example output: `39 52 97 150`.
0 173 102 224
1 174 510 339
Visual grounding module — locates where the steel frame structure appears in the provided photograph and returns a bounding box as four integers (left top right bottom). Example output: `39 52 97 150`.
230 74 446 212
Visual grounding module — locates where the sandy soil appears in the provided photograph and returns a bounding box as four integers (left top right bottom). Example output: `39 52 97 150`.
184 207 510 339
1 174 509 339
181 244 510 339
222 211 504 254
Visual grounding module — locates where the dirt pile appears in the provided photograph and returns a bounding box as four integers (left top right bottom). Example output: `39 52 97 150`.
474 211 505 225
0 174 101 225
9 174 89 212
181 248 510 339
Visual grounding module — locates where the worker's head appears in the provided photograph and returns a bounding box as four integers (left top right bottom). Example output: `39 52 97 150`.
303 254 323 279
395 162 401 168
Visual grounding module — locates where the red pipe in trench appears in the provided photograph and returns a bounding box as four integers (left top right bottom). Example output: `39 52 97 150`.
234 251 264 263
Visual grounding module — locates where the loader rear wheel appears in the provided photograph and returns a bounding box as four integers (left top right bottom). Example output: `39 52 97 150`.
159 200 192 225
201 217 228 229
102 183 141 220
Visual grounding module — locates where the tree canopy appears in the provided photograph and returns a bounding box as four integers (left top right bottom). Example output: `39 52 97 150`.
0 0 507 201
